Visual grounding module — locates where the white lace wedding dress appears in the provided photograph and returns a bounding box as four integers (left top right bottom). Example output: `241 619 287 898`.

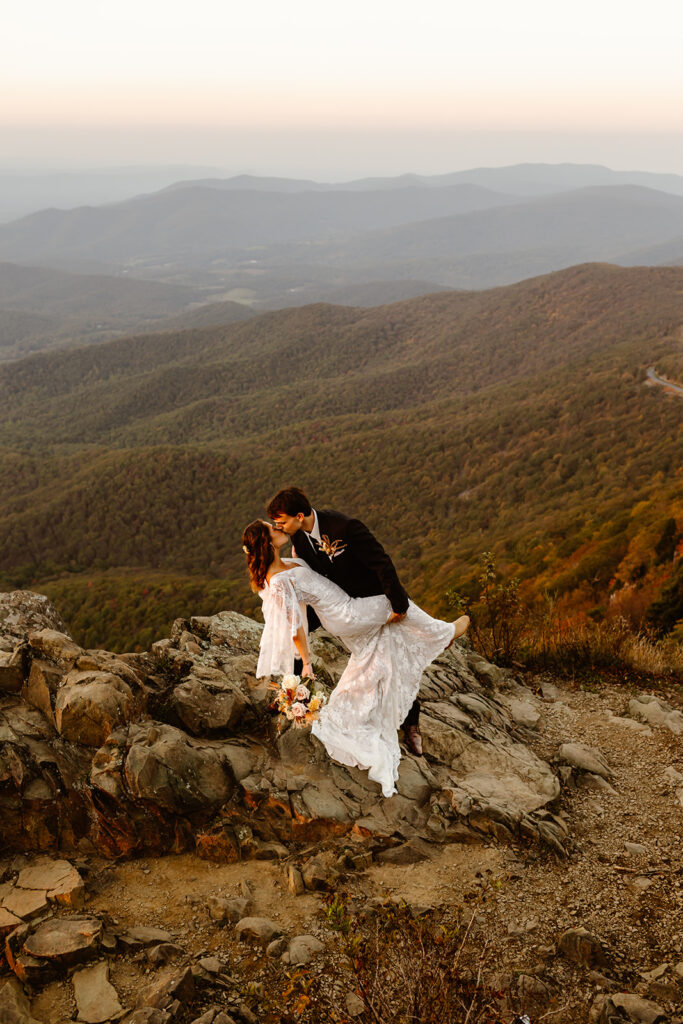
256 559 454 797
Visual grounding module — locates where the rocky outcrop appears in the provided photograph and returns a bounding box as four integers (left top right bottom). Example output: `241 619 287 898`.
628 693 683 734
0 590 565 863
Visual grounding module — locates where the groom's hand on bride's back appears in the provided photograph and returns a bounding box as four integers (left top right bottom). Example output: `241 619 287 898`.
387 611 407 624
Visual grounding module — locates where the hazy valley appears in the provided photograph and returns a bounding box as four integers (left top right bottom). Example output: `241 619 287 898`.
0 164 682 348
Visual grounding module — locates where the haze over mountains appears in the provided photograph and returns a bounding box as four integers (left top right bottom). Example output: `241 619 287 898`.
4 162 683 226
0 165 229 224
0 163 682 339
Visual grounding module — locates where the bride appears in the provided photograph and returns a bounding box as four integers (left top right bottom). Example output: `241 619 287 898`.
242 520 469 798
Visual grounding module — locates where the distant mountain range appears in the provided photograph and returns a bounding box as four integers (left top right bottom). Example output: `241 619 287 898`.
2 162 682 364
0 183 518 263
170 163 683 197
0 165 231 224
289 185 683 289
4 163 682 228
1 163 682 315
1 263 680 649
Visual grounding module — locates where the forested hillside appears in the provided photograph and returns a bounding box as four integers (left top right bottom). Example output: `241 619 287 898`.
0 263 681 649
0 261 207 360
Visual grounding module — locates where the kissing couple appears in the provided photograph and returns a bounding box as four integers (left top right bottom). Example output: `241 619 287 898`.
242 488 469 799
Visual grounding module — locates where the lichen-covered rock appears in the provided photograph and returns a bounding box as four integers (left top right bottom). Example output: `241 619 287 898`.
127 727 232 811
0 592 66 649
189 611 263 652
28 629 83 667
92 721 233 813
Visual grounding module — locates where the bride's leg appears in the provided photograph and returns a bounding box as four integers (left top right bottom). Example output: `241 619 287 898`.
446 614 470 649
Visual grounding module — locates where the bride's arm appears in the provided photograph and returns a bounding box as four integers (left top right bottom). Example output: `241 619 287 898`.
259 574 315 679
292 625 315 679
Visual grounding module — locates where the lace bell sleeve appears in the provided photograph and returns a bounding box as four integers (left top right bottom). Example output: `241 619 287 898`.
256 574 307 678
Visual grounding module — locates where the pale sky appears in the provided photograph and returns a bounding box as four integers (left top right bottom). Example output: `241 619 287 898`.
2 0 683 175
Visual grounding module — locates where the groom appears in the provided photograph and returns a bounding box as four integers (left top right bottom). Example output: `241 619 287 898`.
266 486 424 756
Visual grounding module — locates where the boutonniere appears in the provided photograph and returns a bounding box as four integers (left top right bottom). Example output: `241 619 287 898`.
319 535 347 559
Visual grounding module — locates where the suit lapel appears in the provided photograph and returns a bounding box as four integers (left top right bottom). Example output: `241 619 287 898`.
316 510 341 542
295 523 329 574
316 510 329 542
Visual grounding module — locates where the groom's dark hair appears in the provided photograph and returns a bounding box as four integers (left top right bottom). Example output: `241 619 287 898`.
267 487 312 518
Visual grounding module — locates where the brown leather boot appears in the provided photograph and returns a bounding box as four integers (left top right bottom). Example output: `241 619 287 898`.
403 724 423 757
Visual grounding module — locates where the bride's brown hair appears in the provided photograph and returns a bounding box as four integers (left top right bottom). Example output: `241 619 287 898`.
242 520 274 591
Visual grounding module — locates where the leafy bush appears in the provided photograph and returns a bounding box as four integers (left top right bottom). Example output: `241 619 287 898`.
448 552 524 665
646 562 683 637
449 555 683 680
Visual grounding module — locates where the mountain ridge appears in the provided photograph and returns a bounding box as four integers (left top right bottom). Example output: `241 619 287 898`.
162 162 683 197
2 182 681 306
0 260 209 360
0 263 680 649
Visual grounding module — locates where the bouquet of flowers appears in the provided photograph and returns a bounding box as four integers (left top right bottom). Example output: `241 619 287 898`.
270 673 327 728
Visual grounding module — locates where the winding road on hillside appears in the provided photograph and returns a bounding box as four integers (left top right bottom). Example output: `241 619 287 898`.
646 366 683 397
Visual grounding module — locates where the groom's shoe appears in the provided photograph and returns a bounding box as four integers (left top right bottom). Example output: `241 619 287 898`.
404 725 423 757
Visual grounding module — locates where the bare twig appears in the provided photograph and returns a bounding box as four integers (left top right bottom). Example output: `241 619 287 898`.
611 865 673 876
538 1002 580 1020
462 940 490 1024
453 911 477 969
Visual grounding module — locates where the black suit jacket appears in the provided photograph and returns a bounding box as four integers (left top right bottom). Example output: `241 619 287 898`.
292 509 409 616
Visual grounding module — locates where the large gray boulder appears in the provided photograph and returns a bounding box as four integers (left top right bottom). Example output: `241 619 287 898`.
55 670 134 747
0 592 66 648
171 669 249 735
92 721 233 813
